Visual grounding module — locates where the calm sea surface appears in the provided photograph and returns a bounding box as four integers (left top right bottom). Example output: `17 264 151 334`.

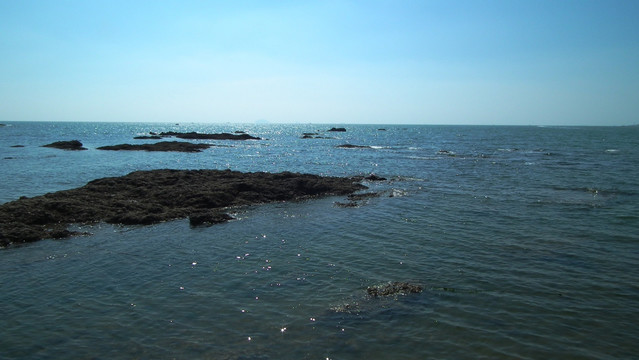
1 122 638 359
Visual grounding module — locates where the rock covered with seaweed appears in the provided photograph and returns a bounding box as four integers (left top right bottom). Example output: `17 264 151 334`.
0 169 366 247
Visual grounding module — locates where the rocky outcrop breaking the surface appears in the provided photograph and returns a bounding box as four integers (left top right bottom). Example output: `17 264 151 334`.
159 131 261 140
0 169 366 247
97 141 213 152
336 144 372 149
42 140 87 151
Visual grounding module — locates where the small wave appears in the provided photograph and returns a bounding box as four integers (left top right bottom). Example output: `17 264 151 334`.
390 189 408 197
551 186 635 197
391 175 426 182
605 149 620 154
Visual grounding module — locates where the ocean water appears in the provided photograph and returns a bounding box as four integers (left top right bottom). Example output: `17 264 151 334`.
1 122 638 359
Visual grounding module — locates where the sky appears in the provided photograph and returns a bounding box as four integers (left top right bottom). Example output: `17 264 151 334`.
1 0 638 125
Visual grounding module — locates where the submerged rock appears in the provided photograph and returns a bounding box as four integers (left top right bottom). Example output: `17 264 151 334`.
364 174 387 181
367 282 423 297
330 281 423 314
0 169 366 247
42 140 87 151
97 141 212 152
336 144 372 149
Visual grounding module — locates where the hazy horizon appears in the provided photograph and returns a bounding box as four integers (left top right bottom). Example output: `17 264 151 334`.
2 1 638 126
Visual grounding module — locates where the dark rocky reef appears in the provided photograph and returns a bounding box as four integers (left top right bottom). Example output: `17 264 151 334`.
363 174 387 181
42 140 87 151
159 131 260 140
97 141 213 153
0 169 366 247
366 282 423 297
133 135 163 139
328 127 346 132
301 134 334 139
336 144 372 149
301 132 320 139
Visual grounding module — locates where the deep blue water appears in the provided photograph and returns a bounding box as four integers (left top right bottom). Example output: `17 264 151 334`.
1 122 638 359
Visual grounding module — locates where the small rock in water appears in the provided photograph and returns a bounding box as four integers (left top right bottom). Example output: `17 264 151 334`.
366 282 423 297
364 174 386 181
42 140 87 151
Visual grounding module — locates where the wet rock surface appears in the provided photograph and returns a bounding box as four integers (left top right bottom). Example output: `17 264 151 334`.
336 144 372 149
42 140 87 151
0 169 366 247
97 141 213 152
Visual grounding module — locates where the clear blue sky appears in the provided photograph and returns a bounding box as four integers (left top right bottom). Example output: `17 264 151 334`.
1 0 638 125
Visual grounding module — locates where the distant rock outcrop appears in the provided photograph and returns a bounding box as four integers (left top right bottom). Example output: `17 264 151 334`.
97 141 212 153
328 127 346 132
133 135 163 139
159 131 261 140
336 144 372 149
42 140 87 151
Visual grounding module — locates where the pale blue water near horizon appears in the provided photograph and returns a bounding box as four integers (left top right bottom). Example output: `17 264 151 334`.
1 122 638 359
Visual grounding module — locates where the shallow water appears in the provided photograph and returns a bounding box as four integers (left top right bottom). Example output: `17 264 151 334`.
1 122 638 359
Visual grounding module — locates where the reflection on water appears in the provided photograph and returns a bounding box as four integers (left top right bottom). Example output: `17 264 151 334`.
1 123 639 359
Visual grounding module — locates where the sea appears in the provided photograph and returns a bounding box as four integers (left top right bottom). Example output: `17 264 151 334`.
1 121 638 359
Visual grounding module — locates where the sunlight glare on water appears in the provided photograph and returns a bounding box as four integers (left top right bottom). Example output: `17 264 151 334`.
1 123 638 359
